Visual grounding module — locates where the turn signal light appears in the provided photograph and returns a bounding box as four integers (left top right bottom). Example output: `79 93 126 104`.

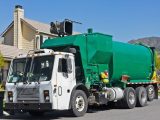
44 90 49 96
8 91 13 102
43 90 50 102
8 91 13 96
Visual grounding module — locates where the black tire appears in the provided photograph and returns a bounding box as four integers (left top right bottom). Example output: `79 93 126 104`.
71 90 88 117
146 85 155 101
122 87 136 109
29 111 44 116
136 87 147 107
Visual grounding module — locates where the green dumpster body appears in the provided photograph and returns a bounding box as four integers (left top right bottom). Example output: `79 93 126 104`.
41 33 154 88
111 41 153 83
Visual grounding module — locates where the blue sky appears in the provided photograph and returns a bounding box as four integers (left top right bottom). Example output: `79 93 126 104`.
0 0 160 42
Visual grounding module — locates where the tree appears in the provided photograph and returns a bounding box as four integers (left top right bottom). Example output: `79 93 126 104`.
0 52 4 68
155 52 160 81
156 56 160 70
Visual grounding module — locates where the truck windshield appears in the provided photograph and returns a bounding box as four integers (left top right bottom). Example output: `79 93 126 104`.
8 55 54 83
28 55 54 82
8 58 31 83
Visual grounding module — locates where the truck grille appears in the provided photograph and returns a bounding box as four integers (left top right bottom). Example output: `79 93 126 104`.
17 88 39 103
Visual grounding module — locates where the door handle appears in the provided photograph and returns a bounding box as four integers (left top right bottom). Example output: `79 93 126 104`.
58 86 62 96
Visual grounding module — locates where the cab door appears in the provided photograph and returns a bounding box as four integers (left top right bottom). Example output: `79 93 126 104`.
56 55 75 110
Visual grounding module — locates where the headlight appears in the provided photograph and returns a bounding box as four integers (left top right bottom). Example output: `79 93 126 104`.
8 91 13 102
9 97 13 102
43 90 50 102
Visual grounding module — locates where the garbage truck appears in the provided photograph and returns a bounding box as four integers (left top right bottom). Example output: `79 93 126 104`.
5 30 158 117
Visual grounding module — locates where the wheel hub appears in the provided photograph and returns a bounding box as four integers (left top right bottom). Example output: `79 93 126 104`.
148 87 154 96
75 96 85 112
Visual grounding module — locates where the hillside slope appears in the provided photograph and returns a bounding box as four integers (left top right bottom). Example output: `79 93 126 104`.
128 37 160 53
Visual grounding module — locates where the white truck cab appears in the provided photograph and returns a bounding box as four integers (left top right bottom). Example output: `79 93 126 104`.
5 49 86 116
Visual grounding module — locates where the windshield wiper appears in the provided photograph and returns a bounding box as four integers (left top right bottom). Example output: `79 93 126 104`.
22 50 34 83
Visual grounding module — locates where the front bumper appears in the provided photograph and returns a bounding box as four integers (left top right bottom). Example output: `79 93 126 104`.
5 103 52 111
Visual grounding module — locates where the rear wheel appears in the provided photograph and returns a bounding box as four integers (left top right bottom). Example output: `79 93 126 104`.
71 90 88 117
146 85 155 101
122 87 136 109
136 86 147 107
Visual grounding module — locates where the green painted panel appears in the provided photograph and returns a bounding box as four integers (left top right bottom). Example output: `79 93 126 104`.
41 35 77 48
129 80 151 83
111 41 153 83
87 34 112 64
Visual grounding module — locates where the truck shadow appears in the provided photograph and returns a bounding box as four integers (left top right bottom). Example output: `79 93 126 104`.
1 110 74 120
87 103 137 113
1 104 134 119
87 105 111 113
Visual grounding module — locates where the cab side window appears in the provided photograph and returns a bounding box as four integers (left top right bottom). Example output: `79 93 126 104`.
58 58 67 73
58 58 72 73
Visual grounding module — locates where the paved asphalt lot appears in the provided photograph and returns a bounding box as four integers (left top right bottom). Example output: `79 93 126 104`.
1 99 160 120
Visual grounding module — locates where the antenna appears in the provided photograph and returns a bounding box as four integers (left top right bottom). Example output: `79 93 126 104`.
64 19 82 25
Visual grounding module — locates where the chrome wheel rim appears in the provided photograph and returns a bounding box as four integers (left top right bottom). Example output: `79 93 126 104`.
129 92 135 105
75 96 85 112
148 87 154 98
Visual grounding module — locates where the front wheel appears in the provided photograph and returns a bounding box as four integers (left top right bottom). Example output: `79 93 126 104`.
71 90 88 117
